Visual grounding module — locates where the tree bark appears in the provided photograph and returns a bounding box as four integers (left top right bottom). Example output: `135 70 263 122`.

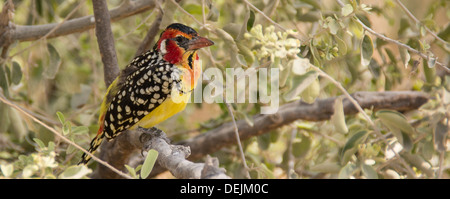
92 0 120 87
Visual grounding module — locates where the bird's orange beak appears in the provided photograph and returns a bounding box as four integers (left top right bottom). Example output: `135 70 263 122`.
187 36 214 51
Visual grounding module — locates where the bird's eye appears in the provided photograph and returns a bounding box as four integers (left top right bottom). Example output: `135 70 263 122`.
174 36 187 43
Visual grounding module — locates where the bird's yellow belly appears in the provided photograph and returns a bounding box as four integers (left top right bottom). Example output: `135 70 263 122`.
130 92 190 129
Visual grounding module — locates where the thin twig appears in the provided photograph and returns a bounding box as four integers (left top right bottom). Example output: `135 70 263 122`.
116 7 156 41
287 127 297 179
134 3 164 57
242 0 286 32
394 0 448 46
0 93 132 179
334 0 449 73
8 0 86 59
225 102 251 179
169 0 203 25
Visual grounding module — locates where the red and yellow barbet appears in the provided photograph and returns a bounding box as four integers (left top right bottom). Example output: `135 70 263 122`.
79 23 214 164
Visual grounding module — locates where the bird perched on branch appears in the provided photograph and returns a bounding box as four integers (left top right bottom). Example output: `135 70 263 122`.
79 23 214 164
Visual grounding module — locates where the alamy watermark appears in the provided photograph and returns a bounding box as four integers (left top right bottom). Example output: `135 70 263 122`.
171 67 280 114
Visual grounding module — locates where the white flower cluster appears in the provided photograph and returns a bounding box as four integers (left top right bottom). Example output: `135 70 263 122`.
244 25 301 61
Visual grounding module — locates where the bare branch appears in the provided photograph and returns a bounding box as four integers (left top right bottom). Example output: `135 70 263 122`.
334 0 449 73
394 0 448 46
92 127 230 179
6 0 156 43
92 0 120 87
179 91 428 160
225 102 250 179
134 6 164 57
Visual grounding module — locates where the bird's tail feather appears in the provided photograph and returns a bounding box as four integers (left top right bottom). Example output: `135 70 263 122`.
78 126 105 165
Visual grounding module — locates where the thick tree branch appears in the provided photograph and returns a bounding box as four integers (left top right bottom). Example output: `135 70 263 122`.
92 0 120 87
94 91 428 178
180 91 428 160
92 127 230 179
3 0 156 45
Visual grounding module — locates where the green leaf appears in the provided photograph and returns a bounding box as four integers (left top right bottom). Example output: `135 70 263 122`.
361 164 378 179
360 34 374 67
11 62 22 85
290 57 311 75
63 121 71 135
206 3 219 22
330 97 348 134
292 136 311 158
0 163 14 177
56 111 65 125
0 64 10 97
140 149 158 179
384 48 397 65
9 107 28 141
376 110 415 135
247 10 255 31
58 165 92 179
340 131 368 165
341 4 354 16
423 60 436 86
0 103 11 132
334 35 347 56
71 126 89 135
434 122 448 152
299 78 319 104
43 43 62 79
338 163 358 179
426 53 436 69
327 17 340 35
257 133 271 150
283 71 319 102
124 164 138 179
310 162 341 173
33 138 46 149
399 47 410 69
422 140 434 160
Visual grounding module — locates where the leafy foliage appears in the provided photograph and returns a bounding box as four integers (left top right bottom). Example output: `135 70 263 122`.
0 0 449 179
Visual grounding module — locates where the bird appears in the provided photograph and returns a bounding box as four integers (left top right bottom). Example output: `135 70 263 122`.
78 23 214 164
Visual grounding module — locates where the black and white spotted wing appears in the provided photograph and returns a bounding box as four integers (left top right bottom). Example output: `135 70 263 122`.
101 51 182 140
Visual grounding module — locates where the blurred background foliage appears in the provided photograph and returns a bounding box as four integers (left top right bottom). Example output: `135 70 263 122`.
0 0 449 179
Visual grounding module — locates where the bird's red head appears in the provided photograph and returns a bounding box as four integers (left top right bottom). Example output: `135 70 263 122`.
156 23 214 65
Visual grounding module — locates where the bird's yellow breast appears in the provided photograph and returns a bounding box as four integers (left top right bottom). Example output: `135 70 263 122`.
130 91 190 129
130 58 201 129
